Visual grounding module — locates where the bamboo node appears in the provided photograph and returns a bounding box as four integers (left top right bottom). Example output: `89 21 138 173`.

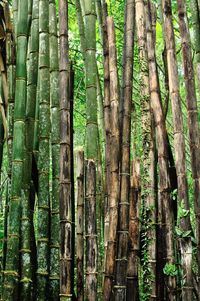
20 277 32 283
50 244 60 248
85 234 98 238
36 271 49 276
85 272 98 275
38 205 49 210
114 285 126 288
3 270 19 277
8 234 20 238
119 172 130 176
19 248 31 253
38 238 49 243
49 276 60 280
119 202 129 206
60 219 72 224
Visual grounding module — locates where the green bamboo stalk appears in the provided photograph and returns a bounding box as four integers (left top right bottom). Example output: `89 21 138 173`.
12 0 18 38
83 0 98 160
49 0 60 299
3 0 28 299
20 0 39 298
28 0 33 32
36 0 50 299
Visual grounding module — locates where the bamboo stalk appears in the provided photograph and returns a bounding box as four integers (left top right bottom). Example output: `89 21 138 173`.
36 0 51 298
85 160 97 301
83 0 98 160
103 16 120 301
127 160 140 301
114 0 135 299
76 150 84 301
135 1 156 298
3 0 28 299
177 0 200 296
59 0 73 299
145 0 176 299
100 0 111 259
49 0 60 299
162 1 194 300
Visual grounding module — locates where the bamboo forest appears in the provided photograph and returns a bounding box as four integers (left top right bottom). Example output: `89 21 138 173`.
0 0 200 300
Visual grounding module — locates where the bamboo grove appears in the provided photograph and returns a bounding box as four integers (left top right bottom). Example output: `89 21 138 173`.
0 0 200 300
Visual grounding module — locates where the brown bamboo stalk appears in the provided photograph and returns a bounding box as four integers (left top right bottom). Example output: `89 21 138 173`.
100 0 111 256
85 160 97 301
162 1 194 300
177 0 200 296
103 16 120 301
145 1 177 299
59 0 73 299
127 159 140 301
114 0 135 299
76 150 84 301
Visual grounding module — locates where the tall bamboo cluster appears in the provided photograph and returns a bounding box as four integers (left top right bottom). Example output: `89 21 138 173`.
0 0 200 300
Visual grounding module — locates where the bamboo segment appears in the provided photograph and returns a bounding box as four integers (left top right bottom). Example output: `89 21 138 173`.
115 0 135 299
85 160 97 301
3 0 28 299
59 0 73 299
49 0 60 299
4 1 16 178
36 0 50 299
76 150 84 301
190 0 200 91
103 16 120 301
127 160 140 301
177 0 200 296
83 0 98 160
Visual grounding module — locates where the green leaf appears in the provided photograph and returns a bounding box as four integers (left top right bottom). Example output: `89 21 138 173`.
163 263 178 276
